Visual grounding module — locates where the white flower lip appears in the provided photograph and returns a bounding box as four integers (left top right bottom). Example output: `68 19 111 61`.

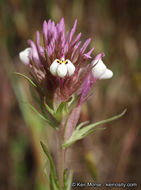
19 48 32 65
57 63 67 78
66 60 75 76
49 59 75 78
50 59 60 76
100 69 113 79
92 59 113 80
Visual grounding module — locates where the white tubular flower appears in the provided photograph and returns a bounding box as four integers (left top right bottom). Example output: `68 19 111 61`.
19 48 32 65
49 59 75 78
92 59 113 80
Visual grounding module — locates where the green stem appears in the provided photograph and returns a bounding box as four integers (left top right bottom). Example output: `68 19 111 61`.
58 124 65 187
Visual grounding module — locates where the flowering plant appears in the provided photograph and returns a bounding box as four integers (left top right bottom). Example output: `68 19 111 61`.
17 18 126 190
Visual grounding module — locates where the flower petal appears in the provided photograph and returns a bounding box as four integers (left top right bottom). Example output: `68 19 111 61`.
92 60 107 79
50 59 59 76
57 63 67 78
66 60 75 76
100 69 113 79
19 48 32 65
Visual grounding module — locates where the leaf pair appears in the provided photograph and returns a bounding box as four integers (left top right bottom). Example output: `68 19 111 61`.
44 96 78 125
63 109 127 148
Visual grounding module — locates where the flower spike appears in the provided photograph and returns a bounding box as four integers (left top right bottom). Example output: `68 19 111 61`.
19 18 113 104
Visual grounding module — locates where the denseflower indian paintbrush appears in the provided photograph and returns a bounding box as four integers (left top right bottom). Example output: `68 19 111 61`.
18 18 126 190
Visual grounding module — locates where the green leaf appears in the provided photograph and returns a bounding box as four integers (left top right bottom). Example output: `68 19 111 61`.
54 102 68 121
68 95 79 113
40 141 57 181
43 160 49 182
13 72 37 88
44 102 55 115
30 87 46 115
75 121 89 130
66 170 73 190
63 169 68 189
62 169 73 190
41 142 61 190
49 175 61 190
30 89 59 129
29 104 58 129
29 103 50 122
63 109 127 148
79 109 126 137
30 87 40 102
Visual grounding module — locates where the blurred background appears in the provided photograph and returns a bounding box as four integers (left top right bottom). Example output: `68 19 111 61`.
0 0 141 189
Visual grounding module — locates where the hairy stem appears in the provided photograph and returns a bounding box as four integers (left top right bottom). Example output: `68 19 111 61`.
64 104 81 140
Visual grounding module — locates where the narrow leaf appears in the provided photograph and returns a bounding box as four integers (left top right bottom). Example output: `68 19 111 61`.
29 103 50 122
66 170 73 190
79 109 127 134
68 95 79 112
30 87 46 115
63 169 68 189
40 142 57 179
43 160 49 182
49 174 61 190
55 102 68 121
30 86 40 103
41 142 61 190
29 104 58 129
75 121 89 130
44 102 55 115
13 72 37 88
63 109 127 148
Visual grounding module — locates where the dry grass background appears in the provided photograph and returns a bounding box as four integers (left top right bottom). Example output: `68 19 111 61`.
0 0 141 189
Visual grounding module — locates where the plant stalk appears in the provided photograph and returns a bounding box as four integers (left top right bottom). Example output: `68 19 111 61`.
58 124 65 187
